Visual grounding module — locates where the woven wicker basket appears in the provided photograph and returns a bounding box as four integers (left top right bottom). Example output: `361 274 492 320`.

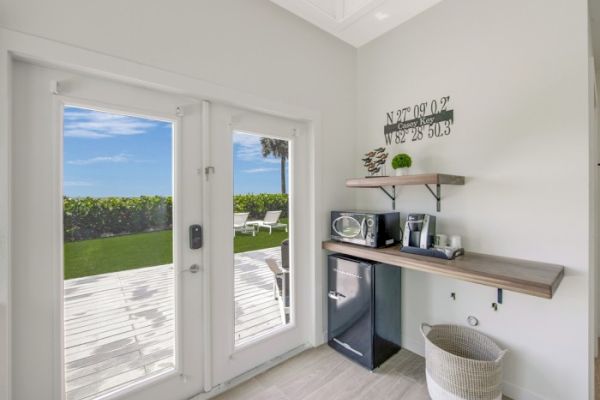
421 323 507 400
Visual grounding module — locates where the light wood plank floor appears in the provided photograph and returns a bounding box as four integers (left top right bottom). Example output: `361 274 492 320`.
213 345 513 400
64 247 285 400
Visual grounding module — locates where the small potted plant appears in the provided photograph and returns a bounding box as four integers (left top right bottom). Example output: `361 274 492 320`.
391 153 412 176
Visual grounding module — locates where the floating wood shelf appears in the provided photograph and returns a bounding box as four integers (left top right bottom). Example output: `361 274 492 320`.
346 173 465 187
346 173 465 211
322 241 564 299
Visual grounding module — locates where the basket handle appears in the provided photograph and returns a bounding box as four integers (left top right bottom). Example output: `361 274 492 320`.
420 323 432 338
495 348 508 363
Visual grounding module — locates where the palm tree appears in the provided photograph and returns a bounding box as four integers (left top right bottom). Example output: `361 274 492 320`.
260 138 288 194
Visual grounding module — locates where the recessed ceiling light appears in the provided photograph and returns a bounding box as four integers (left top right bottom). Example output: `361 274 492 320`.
374 12 389 21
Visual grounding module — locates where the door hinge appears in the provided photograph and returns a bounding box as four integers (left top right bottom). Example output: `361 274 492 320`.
50 80 61 95
205 166 215 179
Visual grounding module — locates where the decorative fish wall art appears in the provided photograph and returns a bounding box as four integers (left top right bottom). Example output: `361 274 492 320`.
363 147 388 177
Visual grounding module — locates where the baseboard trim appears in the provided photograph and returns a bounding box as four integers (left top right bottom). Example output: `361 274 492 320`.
401 333 424 357
502 381 546 400
190 343 310 400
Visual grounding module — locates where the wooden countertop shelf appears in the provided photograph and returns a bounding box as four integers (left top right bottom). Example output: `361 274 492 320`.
346 173 465 187
322 241 564 299
346 173 465 211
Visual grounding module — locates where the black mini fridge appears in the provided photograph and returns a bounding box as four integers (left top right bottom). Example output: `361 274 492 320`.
327 254 401 370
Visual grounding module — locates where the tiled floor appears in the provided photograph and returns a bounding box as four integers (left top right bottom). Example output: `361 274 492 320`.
213 345 514 400
63 247 285 400
213 345 432 400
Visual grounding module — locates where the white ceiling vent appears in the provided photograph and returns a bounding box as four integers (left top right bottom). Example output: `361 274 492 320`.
271 0 444 47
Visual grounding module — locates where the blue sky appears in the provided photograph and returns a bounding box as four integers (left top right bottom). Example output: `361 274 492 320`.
63 106 173 197
63 106 287 197
233 132 288 195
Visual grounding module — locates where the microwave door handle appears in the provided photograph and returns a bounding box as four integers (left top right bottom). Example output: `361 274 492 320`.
331 217 346 237
360 218 367 239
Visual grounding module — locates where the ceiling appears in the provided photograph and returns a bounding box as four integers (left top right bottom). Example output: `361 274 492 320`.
270 0 443 47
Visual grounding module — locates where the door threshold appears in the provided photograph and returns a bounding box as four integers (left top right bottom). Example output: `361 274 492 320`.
190 344 309 400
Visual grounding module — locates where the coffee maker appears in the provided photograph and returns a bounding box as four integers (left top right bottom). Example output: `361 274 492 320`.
401 214 436 249
401 213 464 259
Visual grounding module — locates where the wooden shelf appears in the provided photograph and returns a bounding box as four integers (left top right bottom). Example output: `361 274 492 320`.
322 241 564 299
346 173 465 187
346 173 464 211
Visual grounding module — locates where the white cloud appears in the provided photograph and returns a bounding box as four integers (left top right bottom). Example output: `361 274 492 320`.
63 107 167 139
233 132 286 164
64 181 93 187
233 132 262 161
243 167 278 174
67 153 130 165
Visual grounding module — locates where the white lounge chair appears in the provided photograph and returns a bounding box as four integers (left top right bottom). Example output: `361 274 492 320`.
266 257 289 321
248 210 288 235
233 212 255 236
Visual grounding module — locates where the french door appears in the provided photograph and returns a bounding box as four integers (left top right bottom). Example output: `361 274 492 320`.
10 60 204 400
209 104 311 384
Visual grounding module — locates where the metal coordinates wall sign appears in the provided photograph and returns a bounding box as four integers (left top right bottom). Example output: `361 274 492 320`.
384 96 454 145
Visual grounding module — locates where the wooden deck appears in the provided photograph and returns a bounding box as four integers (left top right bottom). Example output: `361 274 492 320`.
63 247 285 400
234 247 286 346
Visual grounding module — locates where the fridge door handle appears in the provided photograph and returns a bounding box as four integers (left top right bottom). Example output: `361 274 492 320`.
332 338 364 357
328 290 346 300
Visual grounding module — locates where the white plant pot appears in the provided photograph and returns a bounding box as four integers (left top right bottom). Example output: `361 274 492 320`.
395 168 409 176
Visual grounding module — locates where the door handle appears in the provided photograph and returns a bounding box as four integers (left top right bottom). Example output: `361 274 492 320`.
328 291 346 300
182 264 201 274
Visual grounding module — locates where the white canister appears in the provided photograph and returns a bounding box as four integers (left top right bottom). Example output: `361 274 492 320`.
449 235 462 248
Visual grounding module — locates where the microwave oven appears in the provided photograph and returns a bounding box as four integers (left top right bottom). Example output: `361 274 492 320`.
330 211 400 248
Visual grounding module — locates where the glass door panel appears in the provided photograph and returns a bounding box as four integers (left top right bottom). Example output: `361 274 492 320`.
232 132 291 347
62 106 176 400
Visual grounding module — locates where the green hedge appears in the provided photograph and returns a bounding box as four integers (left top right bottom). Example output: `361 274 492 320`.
64 196 172 242
234 193 288 219
233 193 288 219
64 193 288 242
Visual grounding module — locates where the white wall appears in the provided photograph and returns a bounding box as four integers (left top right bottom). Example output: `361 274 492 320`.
589 20 599 400
596 69 600 348
0 0 357 396
356 1 590 399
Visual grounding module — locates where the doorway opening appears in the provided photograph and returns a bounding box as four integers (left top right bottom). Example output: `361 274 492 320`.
62 105 176 400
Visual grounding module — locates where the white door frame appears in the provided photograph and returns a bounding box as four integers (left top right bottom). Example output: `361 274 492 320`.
0 27 323 400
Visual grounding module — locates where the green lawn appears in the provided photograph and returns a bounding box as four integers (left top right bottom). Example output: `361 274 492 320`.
234 218 289 253
64 230 173 280
64 220 289 279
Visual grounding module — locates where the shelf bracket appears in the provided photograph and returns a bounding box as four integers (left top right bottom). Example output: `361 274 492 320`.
424 184 442 212
492 288 503 311
379 186 396 209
